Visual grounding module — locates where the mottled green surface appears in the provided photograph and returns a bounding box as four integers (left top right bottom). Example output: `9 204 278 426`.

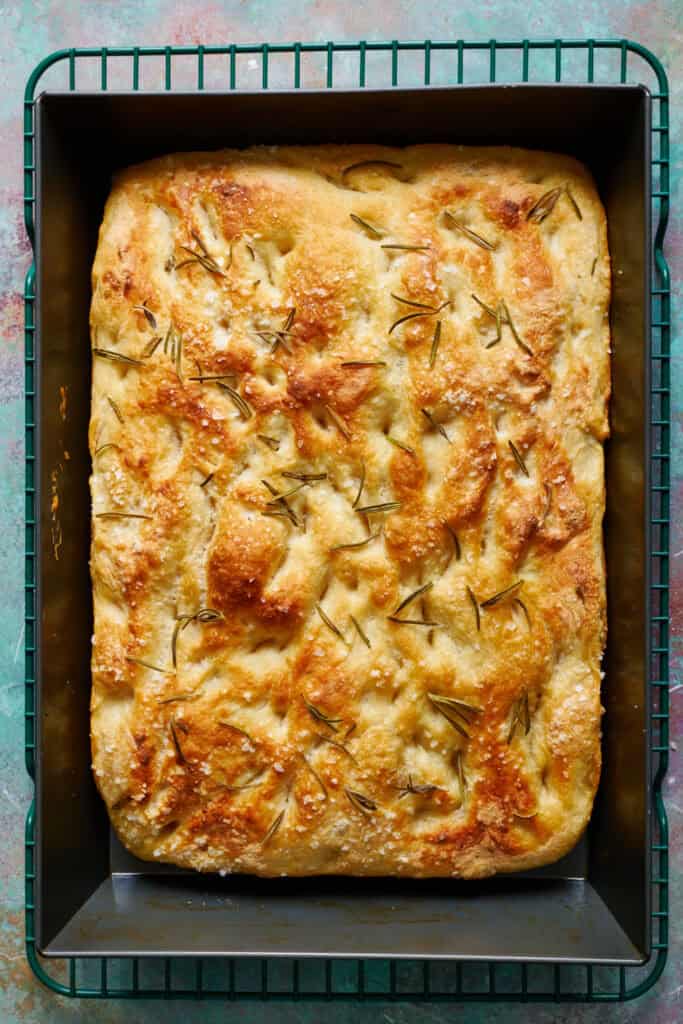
2 1 681 1020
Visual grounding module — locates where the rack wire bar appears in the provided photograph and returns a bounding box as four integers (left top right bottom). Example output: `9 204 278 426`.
23 37 669 1001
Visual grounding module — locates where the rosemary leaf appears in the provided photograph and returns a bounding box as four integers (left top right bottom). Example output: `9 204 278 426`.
445 523 461 561
217 720 256 743
564 185 583 220
514 598 532 628
96 511 151 520
591 257 597 276
171 619 184 669
428 692 481 738
421 407 450 442
133 304 158 330
93 348 143 367
94 443 120 457
350 615 371 648
345 788 377 814
386 436 415 455
262 507 300 527
455 750 466 794
170 719 187 763
466 585 481 631
429 321 442 367
391 293 438 311
281 471 327 483
341 360 387 368
324 404 351 440
480 580 523 608
299 754 328 799
352 460 366 509
444 211 497 251
387 616 439 627
217 381 253 420
394 581 433 615
330 532 379 553
389 301 449 335
317 734 357 761
258 434 281 451
471 292 498 319
316 603 347 644
126 655 168 674
355 501 401 516
267 482 307 502
261 809 285 844
396 774 439 799
158 692 200 705
508 440 529 476
381 244 431 252
141 335 163 359
349 212 384 238
304 698 342 731
508 693 532 743
526 186 563 223
107 396 124 423
200 471 214 487
282 308 296 332
499 301 533 356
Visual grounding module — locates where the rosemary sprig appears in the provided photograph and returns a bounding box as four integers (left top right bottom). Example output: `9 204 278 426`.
304 698 342 731
394 582 433 615
395 774 439 799
261 479 300 527
428 692 481 738
350 615 371 648
126 655 168 674
175 232 225 276
480 580 523 608
508 440 529 476
341 360 387 368
261 809 285 844
316 603 347 644
217 381 253 420
345 788 377 814
389 300 450 335
349 212 384 237
256 308 297 354
381 244 431 252
421 407 450 442
341 159 403 184
445 523 461 561
300 754 328 800
107 396 124 422
158 692 200 705
96 511 151 520
444 211 497 250
133 304 157 329
508 692 531 743
93 348 144 367
352 460 366 509
322 404 351 440
330 532 379 553
429 321 442 367
169 719 187 763
471 295 531 355
466 585 481 631
94 443 120 457
355 501 401 516
386 436 415 455
281 471 327 483
258 434 281 451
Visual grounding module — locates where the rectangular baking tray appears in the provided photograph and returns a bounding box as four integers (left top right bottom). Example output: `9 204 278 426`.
33 83 651 965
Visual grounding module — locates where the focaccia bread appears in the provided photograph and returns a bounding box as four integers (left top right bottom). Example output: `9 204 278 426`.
89 144 610 878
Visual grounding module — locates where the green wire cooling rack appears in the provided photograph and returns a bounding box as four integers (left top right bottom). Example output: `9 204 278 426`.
23 38 670 1002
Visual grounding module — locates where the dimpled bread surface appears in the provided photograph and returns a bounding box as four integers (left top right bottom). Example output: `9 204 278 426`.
89 144 610 877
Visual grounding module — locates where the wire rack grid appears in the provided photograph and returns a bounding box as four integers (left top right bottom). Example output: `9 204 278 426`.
23 37 670 1002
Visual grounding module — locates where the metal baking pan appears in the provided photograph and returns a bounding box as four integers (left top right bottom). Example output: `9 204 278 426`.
34 83 651 962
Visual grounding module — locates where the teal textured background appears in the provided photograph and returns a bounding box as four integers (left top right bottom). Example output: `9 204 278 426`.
3 2 681 1020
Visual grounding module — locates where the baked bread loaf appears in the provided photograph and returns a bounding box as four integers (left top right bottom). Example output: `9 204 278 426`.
89 144 610 878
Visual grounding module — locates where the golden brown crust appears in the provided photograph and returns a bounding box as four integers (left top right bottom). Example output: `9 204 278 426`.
89 144 610 878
